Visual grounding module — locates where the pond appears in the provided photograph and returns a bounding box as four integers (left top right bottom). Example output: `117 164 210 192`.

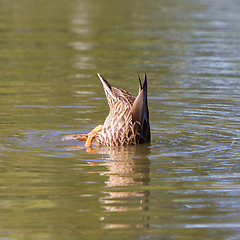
0 0 240 239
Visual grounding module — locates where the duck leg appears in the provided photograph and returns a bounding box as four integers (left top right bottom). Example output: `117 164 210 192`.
62 133 87 141
62 125 102 148
82 124 103 148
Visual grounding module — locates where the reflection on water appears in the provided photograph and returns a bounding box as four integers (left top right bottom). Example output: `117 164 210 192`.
89 145 151 229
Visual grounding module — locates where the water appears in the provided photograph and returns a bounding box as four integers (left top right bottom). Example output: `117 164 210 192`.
1 0 240 239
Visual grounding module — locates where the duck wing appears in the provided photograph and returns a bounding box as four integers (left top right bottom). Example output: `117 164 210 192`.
131 73 150 143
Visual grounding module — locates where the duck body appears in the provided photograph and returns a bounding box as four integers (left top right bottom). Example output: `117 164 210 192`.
95 73 150 147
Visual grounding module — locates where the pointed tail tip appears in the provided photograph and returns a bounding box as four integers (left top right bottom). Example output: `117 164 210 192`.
138 74 143 92
97 72 113 90
143 72 147 88
97 73 105 84
97 73 102 79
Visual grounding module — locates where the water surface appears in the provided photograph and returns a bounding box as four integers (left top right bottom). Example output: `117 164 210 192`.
1 0 240 239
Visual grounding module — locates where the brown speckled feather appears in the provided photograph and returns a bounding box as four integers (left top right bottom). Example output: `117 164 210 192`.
96 73 150 147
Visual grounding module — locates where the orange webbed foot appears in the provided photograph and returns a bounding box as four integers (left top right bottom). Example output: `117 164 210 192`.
62 125 103 149
84 124 103 148
75 134 88 141
62 133 87 141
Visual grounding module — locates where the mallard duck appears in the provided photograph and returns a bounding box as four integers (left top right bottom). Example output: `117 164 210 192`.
76 73 150 147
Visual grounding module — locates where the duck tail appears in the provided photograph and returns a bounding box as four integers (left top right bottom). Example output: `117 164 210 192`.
132 73 150 142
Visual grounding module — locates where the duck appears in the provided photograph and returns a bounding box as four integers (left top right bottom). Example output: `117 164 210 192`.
76 73 150 148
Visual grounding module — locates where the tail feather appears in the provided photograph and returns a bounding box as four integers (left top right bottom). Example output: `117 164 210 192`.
132 73 150 142
138 74 143 94
97 73 116 100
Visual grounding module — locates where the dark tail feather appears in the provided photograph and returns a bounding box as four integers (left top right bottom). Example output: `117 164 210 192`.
138 74 143 94
132 73 150 142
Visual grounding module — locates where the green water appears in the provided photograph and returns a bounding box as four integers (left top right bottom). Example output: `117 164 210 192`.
1 0 240 239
